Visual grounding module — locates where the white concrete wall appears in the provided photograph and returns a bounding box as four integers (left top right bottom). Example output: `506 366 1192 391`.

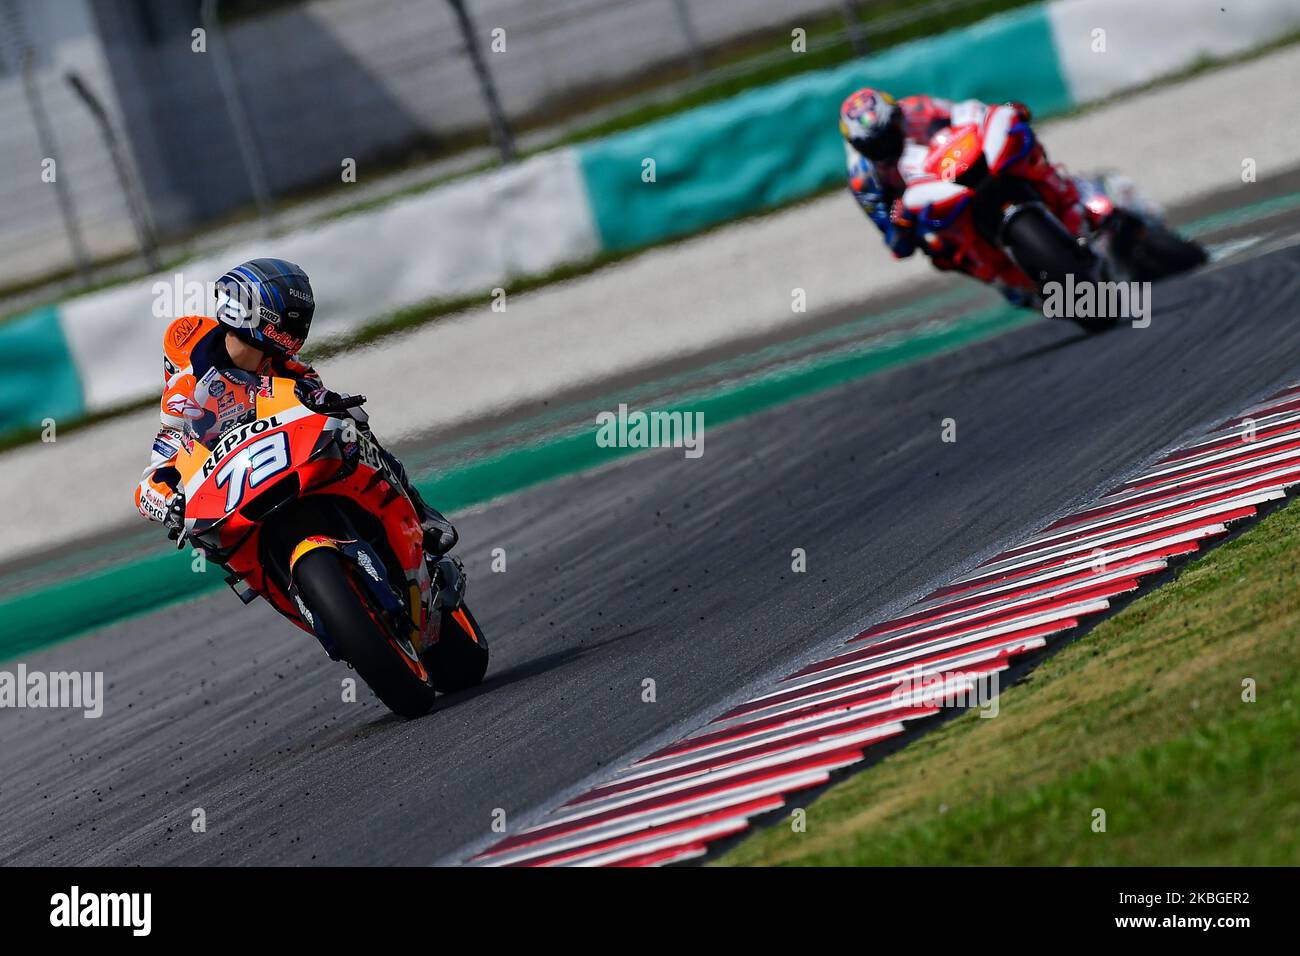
1050 0 1300 101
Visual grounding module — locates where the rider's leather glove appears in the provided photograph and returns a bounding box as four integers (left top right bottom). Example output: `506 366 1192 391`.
294 379 367 418
295 379 338 410
164 493 186 543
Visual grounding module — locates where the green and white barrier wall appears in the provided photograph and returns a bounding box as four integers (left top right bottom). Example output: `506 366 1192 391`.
0 305 85 435
3 0 1297 438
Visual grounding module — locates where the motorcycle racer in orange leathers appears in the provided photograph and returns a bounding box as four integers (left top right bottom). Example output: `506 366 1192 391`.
134 257 457 557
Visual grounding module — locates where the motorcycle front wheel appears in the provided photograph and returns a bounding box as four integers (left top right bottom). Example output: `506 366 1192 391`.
1002 206 1115 333
294 548 437 719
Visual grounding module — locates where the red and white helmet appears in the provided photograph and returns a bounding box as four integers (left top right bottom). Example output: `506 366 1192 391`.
839 88 904 163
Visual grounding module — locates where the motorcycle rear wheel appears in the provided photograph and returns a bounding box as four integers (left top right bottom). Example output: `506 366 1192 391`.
294 549 437 719
1002 207 1115 333
425 603 489 693
1127 221 1208 281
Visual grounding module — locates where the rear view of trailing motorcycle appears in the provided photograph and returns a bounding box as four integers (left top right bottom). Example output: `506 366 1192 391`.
176 371 489 719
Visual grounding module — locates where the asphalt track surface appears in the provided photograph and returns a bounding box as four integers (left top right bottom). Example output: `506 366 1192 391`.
3 198 1300 866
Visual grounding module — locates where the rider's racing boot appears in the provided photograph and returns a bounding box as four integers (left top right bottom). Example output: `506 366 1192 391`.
420 506 458 559
408 483 458 558
373 441 459 558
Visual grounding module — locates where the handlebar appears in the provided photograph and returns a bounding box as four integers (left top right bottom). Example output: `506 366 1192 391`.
309 393 368 415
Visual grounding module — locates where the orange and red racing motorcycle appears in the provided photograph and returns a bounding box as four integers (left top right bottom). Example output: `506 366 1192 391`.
172 368 487 718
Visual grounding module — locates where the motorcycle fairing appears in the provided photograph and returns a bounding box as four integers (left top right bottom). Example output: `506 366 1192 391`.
980 105 1035 174
897 104 1067 292
175 377 434 649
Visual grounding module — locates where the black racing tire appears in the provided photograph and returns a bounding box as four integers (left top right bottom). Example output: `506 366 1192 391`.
1002 207 1115 333
426 604 489 693
1128 222 1208 281
294 549 436 719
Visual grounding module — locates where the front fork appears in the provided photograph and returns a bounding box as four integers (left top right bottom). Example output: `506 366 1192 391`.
287 535 417 662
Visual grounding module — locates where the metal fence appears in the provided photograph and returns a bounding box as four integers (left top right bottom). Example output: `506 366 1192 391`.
0 0 994 296
0 0 141 288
